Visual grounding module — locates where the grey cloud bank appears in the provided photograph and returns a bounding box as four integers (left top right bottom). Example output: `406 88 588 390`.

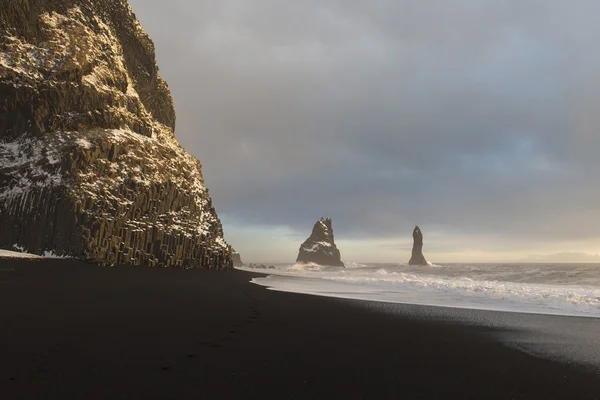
129 0 600 262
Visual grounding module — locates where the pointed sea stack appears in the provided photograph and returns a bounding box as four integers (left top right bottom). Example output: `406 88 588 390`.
408 226 428 266
296 218 344 267
0 0 231 269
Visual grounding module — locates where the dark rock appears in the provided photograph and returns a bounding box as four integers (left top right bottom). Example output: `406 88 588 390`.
245 263 275 270
0 0 231 269
296 218 344 267
408 226 428 266
232 250 244 267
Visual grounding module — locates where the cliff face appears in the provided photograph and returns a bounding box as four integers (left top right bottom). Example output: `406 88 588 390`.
0 0 232 268
296 218 344 267
408 226 428 266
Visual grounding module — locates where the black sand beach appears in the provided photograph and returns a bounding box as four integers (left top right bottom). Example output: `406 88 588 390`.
1 259 599 399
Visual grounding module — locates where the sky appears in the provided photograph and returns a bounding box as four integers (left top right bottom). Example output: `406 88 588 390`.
129 0 600 263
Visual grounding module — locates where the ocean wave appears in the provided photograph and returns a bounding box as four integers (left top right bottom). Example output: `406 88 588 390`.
248 262 600 317
344 262 371 269
324 272 600 309
288 262 325 272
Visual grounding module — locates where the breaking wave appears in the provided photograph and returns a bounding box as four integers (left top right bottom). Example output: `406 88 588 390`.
240 262 600 318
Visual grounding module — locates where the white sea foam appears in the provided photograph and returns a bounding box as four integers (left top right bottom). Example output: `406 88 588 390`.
288 262 325 272
243 263 600 318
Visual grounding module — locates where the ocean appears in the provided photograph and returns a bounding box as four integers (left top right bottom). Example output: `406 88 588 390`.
240 262 600 318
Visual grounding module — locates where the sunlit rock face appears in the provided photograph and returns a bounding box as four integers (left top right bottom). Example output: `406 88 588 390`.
408 226 428 266
296 217 344 267
0 0 232 268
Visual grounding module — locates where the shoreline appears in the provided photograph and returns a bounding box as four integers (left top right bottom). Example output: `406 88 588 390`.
249 272 600 320
240 263 600 320
2 258 600 399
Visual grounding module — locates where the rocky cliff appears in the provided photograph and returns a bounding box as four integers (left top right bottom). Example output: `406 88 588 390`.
0 0 232 268
296 218 344 267
408 226 428 266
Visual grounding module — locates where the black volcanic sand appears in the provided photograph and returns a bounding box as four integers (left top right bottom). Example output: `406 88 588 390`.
1 259 599 399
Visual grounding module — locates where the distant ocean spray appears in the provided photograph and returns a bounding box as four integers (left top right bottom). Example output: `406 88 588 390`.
240 262 600 318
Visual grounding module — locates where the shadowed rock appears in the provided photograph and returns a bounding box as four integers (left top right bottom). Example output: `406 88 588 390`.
232 250 244 267
408 226 428 266
0 0 231 269
247 264 275 270
296 218 344 267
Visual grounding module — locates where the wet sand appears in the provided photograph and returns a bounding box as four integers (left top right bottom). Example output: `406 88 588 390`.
1 258 599 399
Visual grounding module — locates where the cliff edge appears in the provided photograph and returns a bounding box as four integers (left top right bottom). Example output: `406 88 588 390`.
0 0 231 268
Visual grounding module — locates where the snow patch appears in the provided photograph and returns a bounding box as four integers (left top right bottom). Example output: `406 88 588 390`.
41 250 72 259
0 249 41 259
303 241 335 254
0 245 71 259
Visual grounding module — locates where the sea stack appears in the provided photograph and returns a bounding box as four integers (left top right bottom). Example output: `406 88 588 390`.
0 0 231 269
296 218 344 267
232 250 245 267
408 226 428 266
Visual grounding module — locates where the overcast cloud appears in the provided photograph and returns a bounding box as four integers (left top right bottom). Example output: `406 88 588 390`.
129 0 600 262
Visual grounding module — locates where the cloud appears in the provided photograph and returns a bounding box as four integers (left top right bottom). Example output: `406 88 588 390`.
129 0 600 260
